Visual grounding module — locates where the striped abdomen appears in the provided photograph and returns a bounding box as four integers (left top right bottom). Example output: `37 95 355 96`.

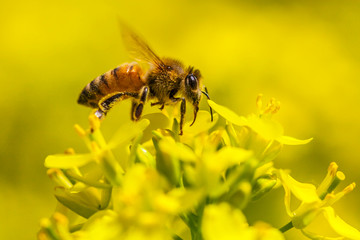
77 62 146 108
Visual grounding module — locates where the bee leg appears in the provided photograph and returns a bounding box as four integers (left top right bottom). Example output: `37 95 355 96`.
130 101 137 121
95 109 106 119
132 87 149 121
202 87 214 122
151 102 165 110
190 105 199 126
170 96 186 135
179 98 186 135
98 92 138 118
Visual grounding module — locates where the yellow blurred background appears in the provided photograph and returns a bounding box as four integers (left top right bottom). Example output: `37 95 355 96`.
1 0 359 239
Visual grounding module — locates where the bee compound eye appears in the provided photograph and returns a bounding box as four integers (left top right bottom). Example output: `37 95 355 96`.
186 74 198 90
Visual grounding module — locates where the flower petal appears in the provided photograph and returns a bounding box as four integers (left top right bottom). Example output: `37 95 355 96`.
207 100 247 126
246 114 284 140
108 119 150 149
253 222 285 240
158 139 197 163
278 170 319 203
183 110 219 135
202 203 255 240
322 207 360 240
276 136 313 145
45 153 94 169
211 147 253 172
301 229 344 240
142 113 170 142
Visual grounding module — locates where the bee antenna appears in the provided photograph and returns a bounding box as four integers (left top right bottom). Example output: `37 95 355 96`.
201 87 214 122
188 66 194 74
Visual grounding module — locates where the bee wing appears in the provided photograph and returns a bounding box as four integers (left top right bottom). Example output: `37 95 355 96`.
121 23 164 68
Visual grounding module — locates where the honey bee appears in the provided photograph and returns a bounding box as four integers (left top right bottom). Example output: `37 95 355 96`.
77 25 213 135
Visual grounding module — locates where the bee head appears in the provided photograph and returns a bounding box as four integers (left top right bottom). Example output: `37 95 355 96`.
184 66 214 126
184 67 203 126
184 67 202 105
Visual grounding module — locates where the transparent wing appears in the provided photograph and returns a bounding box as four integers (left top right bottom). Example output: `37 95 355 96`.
121 23 164 68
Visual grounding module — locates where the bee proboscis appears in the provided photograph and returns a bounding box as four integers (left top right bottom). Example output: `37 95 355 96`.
77 25 213 135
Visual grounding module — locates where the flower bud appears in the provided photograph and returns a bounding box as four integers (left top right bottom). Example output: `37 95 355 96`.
226 181 252 210
251 175 277 201
153 136 180 186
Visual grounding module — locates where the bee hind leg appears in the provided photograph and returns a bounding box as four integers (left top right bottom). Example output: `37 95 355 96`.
97 91 138 119
131 87 149 121
95 109 106 119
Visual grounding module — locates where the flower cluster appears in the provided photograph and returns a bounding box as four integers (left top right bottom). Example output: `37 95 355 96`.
38 96 360 240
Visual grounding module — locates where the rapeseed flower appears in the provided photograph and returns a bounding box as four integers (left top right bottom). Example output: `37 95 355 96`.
208 95 312 164
39 97 359 240
277 162 360 239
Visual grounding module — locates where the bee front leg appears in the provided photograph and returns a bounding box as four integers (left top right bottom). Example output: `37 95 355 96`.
97 92 138 119
179 98 186 135
131 86 149 121
170 96 186 135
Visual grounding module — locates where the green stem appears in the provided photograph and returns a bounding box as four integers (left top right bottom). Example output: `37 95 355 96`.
70 223 84 233
173 234 183 240
181 202 205 240
279 221 293 233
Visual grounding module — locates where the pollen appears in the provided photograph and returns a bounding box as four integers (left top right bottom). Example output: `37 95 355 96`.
324 193 336 201
257 95 281 116
53 212 68 225
39 218 51 228
64 148 75 155
89 112 101 133
343 182 356 194
328 162 339 177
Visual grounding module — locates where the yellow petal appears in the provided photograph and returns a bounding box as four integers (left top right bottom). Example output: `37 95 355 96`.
322 207 360 240
108 119 150 149
45 153 94 169
207 100 247 126
183 110 219 135
142 113 170 142
158 139 197 163
202 203 255 240
210 147 253 172
253 222 285 240
246 114 283 140
278 170 319 203
168 188 204 213
301 229 344 240
276 136 313 145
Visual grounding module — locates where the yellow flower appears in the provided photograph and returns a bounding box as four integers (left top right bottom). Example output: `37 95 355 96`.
207 95 312 164
202 203 284 240
45 117 150 186
111 165 202 239
277 162 360 239
41 97 358 240
207 95 312 145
